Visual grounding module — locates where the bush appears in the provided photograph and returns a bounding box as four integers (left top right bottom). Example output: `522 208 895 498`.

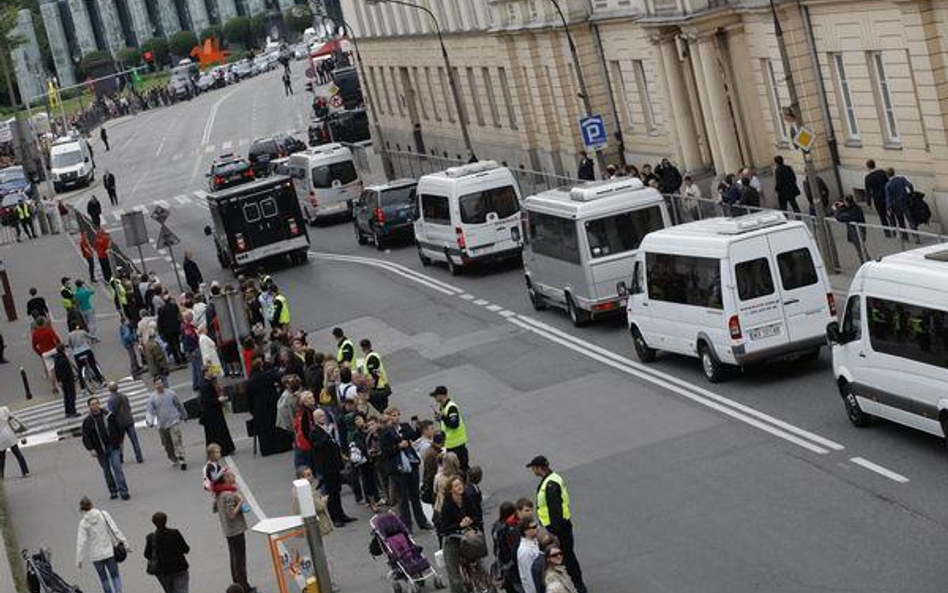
168 30 198 59
249 13 270 46
223 16 251 49
78 50 112 78
284 5 313 36
199 26 224 45
117 46 141 67
140 37 170 68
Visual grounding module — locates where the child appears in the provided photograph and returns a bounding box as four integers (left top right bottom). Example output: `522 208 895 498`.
204 443 228 510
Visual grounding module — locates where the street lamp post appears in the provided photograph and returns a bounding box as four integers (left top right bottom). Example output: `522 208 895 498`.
545 0 606 174
366 0 474 159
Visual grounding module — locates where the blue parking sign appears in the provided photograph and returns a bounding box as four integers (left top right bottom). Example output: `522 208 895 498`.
580 115 607 150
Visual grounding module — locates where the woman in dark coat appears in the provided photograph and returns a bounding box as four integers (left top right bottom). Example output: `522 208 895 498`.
247 359 293 456
143 511 190 593
199 368 235 456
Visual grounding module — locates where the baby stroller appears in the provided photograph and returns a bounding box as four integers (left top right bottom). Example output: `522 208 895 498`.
369 512 445 593
24 548 83 593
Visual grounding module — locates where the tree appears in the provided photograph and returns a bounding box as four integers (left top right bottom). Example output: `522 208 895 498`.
168 30 198 59
199 26 223 45
249 13 270 46
223 16 251 49
1 5 25 109
78 49 112 79
117 46 141 67
284 5 313 38
140 37 170 68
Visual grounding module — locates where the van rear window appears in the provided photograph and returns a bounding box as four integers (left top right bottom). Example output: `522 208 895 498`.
459 185 519 224
646 253 722 309
867 296 948 369
421 194 450 225
527 212 579 265
312 161 358 188
777 248 818 290
736 258 775 301
585 206 664 259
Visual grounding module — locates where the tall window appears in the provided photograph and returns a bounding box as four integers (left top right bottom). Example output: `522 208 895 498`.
870 52 900 144
832 53 860 141
610 60 634 132
413 67 428 120
764 59 789 142
425 67 440 121
466 67 485 126
438 67 455 123
498 67 518 129
390 67 405 117
633 60 657 134
482 68 501 127
452 67 468 124
373 67 390 115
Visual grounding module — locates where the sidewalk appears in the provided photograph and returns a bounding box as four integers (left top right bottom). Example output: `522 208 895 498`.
0 230 130 409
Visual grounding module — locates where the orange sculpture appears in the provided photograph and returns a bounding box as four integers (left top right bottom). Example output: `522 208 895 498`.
190 37 228 68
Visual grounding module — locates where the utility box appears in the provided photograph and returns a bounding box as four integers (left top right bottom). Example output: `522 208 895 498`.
252 516 319 593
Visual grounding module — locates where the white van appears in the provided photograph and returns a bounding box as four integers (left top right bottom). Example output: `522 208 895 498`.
414 161 522 275
523 178 670 326
828 245 948 444
287 143 362 223
623 212 836 382
50 133 94 193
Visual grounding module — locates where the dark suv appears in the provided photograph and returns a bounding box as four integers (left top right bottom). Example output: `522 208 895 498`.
248 134 306 177
353 179 417 249
208 154 254 192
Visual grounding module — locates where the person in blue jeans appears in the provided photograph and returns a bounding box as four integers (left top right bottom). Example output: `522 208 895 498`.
76 496 128 593
81 397 131 500
107 382 144 464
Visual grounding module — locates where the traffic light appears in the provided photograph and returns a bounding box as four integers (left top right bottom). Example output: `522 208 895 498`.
143 50 155 72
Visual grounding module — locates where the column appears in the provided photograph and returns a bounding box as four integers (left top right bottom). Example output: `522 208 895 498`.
216 0 239 23
186 0 211 31
657 33 702 171
153 0 181 35
40 0 76 86
694 35 742 175
245 0 266 16
11 10 45 103
97 0 127 55
276 0 295 10
125 0 154 45
66 0 98 54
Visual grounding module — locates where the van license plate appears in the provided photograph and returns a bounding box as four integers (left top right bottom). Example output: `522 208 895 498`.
749 324 781 340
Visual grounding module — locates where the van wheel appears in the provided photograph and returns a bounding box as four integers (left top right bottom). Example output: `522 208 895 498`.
417 244 432 266
527 282 546 311
699 343 726 383
566 295 588 327
840 382 872 427
446 253 462 276
354 224 367 245
631 327 656 363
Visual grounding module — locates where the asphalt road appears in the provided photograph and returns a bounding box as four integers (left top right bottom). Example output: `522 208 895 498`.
7 61 948 593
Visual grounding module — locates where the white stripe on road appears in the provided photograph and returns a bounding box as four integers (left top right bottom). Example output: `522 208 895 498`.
312 253 455 296
112 208 125 221
155 199 170 209
850 457 909 483
224 456 268 521
134 205 147 213
204 145 215 154
174 195 190 204
222 140 233 150
238 138 249 146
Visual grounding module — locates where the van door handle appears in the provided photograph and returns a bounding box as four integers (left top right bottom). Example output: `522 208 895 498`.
858 352 866 358
642 302 649 307
784 298 800 305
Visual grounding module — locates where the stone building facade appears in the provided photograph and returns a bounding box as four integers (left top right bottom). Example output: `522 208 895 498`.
342 0 948 227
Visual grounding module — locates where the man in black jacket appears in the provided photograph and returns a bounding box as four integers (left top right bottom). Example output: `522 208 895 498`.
655 158 683 195
81 396 130 500
380 408 432 533
864 159 892 236
182 250 203 294
103 170 118 205
772 155 801 213
310 409 356 527
86 195 102 228
157 294 185 364
528 455 586 593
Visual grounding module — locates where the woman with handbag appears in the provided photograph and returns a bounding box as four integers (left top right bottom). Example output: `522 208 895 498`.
76 496 129 593
438 476 485 593
0 406 29 479
144 512 190 593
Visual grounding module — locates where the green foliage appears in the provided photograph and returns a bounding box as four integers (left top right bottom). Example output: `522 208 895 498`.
168 30 198 59
77 49 112 78
284 5 313 36
199 26 224 45
249 13 270 45
141 37 170 68
223 16 251 49
118 46 142 66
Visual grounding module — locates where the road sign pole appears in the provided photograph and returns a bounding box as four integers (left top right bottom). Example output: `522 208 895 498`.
136 244 148 274
167 242 184 293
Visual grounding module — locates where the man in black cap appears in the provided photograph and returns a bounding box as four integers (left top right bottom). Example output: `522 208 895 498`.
527 455 586 593
431 386 469 471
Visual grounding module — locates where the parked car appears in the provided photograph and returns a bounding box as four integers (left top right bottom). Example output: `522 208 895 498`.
232 59 254 80
0 165 34 199
196 72 216 92
354 179 418 249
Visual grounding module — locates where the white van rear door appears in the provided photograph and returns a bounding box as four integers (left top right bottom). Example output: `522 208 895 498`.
457 185 520 253
769 228 831 343
731 236 789 352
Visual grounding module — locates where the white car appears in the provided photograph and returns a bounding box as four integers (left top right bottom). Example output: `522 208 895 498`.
196 73 215 92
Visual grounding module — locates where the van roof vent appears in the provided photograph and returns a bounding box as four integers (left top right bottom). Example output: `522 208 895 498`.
716 212 787 235
923 249 948 262
443 160 500 178
568 178 644 202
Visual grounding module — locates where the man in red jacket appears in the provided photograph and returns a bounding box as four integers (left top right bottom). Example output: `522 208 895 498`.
79 232 96 282
94 227 112 282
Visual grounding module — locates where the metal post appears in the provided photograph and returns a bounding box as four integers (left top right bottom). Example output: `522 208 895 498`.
293 479 332 592
224 292 246 379
167 245 184 293
20 367 32 400
136 244 148 273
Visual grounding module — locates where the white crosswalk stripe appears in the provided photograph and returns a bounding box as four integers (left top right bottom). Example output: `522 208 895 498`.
237 138 249 146
174 195 190 204
204 145 215 154
155 199 170 209
222 140 233 150
134 205 148 213
112 208 125 221
14 377 151 438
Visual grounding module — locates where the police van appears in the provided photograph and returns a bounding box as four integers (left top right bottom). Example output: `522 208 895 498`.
50 133 94 193
622 212 836 382
827 244 948 445
414 161 522 275
203 176 310 272
523 178 670 326
287 143 362 223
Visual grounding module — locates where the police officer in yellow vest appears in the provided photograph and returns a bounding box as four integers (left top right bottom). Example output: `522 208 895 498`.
14 200 35 240
527 455 587 593
430 385 469 471
269 284 290 328
332 327 355 367
108 275 127 313
359 339 391 412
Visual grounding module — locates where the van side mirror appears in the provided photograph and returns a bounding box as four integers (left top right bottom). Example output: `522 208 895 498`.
826 321 841 344
616 281 629 298
203 225 212 236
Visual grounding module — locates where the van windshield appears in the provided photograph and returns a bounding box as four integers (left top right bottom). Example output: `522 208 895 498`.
51 150 84 169
459 185 519 224
585 206 665 258
312 161 358 188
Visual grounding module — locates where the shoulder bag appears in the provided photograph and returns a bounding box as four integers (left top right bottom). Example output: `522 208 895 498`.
104 512 128 563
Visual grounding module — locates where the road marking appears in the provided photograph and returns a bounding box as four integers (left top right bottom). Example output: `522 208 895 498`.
473 299 489 306
850 457 909 483
204 145 215 154
174 195 190 204
486 304 503 312
238 138 249 146
222 140 233 150
155 199 169 209
499 310 516 317
134 205 147 213
225 456 268 521
201 88 238 145
311 253 456 296
459 294 474 300
111 210 124 221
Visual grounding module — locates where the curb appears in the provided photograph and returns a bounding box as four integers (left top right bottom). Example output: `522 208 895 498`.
0 483 26 593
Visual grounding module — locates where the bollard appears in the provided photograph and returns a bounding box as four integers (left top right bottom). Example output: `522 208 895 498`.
21 366 32 400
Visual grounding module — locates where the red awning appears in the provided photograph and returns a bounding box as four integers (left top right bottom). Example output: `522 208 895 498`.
311 39 340 58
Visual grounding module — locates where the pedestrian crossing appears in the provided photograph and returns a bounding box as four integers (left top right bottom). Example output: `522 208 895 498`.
167 129 303 162
110 190 210 222
13 376 154 442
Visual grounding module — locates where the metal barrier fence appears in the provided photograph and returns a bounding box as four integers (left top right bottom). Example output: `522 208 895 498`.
72 207 140 279
374 149 948 278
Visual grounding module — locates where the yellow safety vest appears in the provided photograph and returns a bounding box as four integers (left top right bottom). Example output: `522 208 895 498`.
361 351 388 388
440 400 467 449
109 278 126 306
274 294 290 325
60 286 74 309
15 203 29 220
336 338 354 363
536 471 571 527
